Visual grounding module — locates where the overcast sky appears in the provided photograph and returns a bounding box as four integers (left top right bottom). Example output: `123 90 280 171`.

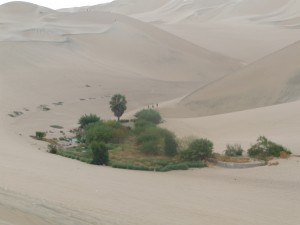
0 0 114 9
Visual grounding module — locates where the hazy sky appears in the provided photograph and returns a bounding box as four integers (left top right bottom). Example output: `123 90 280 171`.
0 0 114 9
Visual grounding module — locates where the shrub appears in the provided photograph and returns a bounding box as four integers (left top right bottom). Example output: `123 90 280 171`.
90 142 109 165
164 131 178 157
85 122 114 144
159 163 189 172
35 131 46 140
225 144 244 157
181 138 213 161
48 144 58 154
137 128 162 155
248 136 291 159
133 119 156 134
176 136 197 152
79 114 100 128
135 109 162 125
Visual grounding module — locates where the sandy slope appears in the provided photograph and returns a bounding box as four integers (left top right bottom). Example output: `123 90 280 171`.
93 0 300 63
168 40 300 117
0 1 300 225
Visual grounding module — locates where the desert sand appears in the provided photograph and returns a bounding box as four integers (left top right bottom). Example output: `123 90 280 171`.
0 0 300 224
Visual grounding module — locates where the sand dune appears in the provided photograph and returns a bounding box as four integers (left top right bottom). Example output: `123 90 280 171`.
1 1 300 225
167 40 300 117
88 0 300 63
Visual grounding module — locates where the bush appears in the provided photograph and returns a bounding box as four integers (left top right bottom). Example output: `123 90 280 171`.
135 109 162 125
176 136 197 152
35 131 46 140
85 122 114 144
90 142 109 165
181 138 213 161
137 128 162 155
47 144 58 154
225 144 244 157
133 119 156 134
159 163 189 172
248 136 291 159
79 114 100 128
164 131 178 157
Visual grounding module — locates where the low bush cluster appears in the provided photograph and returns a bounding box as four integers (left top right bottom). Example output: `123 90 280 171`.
180 138 214 161
35 131 46 140
248 136 291 159
79 114 100 128
134 109 162 125
225 144 244 157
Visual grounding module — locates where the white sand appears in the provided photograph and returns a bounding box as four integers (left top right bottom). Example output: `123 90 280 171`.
0 1 300 224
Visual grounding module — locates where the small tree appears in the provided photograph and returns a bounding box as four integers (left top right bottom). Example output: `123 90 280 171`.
79 114 100 128
135 109 162 125
225 144 243 157
181 138 213 161
35 131 46 140
164 132 178 157
110 94 127 121
91 142 109 165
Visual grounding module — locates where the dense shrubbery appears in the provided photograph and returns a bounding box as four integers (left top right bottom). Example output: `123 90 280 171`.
79 114 100 128
137 127 162 155
85 122 114 144
35 131 46 140
164 130 178 157
248 136 291 159
225 144 244 157
48 144 58 154
90 142 109 165
180 138 213 161
135 109 162 125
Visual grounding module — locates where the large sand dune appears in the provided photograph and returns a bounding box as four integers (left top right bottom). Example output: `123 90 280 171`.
0 1 300 225
170 40 300 117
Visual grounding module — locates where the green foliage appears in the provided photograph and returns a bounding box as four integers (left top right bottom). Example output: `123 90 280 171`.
85 122 114 144
164 131 178 157
134 109 162 125
133 119 156 134
35 131 46 140
47 144 58 154
176 136 197 152
90 142 109 165
248 136 291 159
137 127 162 155
111 159 206 172
159 163 189 172
181 138 213 161
225 144 244 157
79 114 100 128
110 94 127 121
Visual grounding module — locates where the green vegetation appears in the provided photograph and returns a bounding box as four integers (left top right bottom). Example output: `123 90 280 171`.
134 109 162 125
79 114 100 128
50 104 206 171
44 96 292 171
164 131 178 157
248 136 291 159
48 144 58 154
91 142 109 165
225 144 244 157
35 131 46 140
180 138 213 161
110 94 127 121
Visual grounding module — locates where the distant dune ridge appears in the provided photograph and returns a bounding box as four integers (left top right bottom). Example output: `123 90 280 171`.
1 1 300 225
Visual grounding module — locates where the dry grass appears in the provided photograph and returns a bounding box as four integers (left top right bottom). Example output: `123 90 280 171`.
217 155 251 163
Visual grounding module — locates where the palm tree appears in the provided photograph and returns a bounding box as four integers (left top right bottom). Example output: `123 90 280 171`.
109 94 127 121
